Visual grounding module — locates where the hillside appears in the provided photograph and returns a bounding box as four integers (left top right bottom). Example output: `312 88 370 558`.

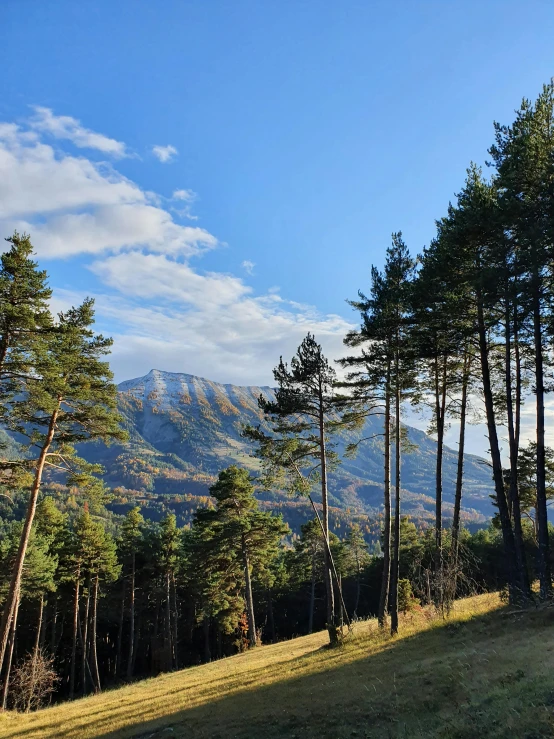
84 369 495 528
3 594 554 738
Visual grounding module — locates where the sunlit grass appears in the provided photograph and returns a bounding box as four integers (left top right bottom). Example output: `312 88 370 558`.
2 593 554 738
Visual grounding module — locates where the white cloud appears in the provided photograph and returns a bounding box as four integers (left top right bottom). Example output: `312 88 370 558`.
57 283 354 387
242 260 255 275
172 189 195 201
0 126 141 219
90 253 250 307
152 144 177 163
30 107 127 157
0 118 216 258
0 106 354 389
170 188 198 220
14 206 217 258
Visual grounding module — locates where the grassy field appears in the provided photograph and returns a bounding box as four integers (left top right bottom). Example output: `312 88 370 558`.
1 593 554 738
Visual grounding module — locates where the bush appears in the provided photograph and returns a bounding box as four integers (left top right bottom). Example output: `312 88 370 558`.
11 649 58 712
398 579 420 613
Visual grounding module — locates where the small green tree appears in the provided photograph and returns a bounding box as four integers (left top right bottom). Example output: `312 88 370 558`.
516 443 554 542
290 519 325 633
343 524 370 618
207 467 289 647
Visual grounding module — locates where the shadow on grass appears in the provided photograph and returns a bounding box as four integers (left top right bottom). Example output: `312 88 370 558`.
9 603 554 739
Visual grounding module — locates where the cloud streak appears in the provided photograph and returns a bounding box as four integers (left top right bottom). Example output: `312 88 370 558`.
30 107 127 157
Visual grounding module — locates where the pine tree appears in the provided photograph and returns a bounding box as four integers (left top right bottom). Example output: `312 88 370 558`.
343 524 369 618
343 235 416 634
438 167 526 602
291 519 325 633
411 231 479 607
0 232 52 403
67 512 119 695
158 514 180 670
118 507 144 678
184 511 244 661
0 298 127 683
517 442 554 542
244 334 360 644
207 467 289 647
489 84 554 599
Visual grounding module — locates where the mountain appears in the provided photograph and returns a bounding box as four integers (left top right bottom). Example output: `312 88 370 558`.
84 369 495 527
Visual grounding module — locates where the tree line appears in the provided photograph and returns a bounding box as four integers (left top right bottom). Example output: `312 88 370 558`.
1 82 554 709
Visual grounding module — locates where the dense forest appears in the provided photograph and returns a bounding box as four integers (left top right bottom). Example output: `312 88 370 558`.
1 82 554 710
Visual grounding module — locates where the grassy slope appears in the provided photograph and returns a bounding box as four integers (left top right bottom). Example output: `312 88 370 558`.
2 594 554 739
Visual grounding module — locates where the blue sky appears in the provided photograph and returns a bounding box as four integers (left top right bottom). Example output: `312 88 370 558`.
2 0 554 453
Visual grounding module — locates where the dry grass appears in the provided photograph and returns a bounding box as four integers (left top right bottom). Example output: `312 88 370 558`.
2 593 554 738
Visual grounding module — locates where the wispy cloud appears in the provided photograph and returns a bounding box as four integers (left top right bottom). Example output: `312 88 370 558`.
30 106 127 157
242 260 255 275
172 189 195 201
152 144 178 163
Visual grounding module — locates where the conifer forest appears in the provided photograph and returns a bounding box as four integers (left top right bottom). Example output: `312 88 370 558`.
2 82 554 723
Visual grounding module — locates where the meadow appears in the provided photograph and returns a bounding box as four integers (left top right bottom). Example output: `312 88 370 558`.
1 593 553 738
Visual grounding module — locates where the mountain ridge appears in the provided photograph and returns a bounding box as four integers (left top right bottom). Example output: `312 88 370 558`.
85 368 496 527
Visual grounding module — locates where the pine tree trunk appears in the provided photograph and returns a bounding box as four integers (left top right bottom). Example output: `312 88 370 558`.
354 557 361 618
165 572 172 669
172 574 179 669
378 364 392 629
81 576 91 696
267 587 275 643
115 578 125 678
0 403 60 676
203 617 210 663
390 352 401 636
505 297 531 600
131 609 140 677
25 594 44 712
1 589 20 710
318 384 336 644
90 574 101 693
476 286 520 600
69 569 80 699
39 599 47 650
308 555 316 634
242 533 257 647
532 273 551 599
0 333 9 371
127 553 135 678
50 595 57 656
339 574 344 629
434 355 447 608
452 350 470 570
